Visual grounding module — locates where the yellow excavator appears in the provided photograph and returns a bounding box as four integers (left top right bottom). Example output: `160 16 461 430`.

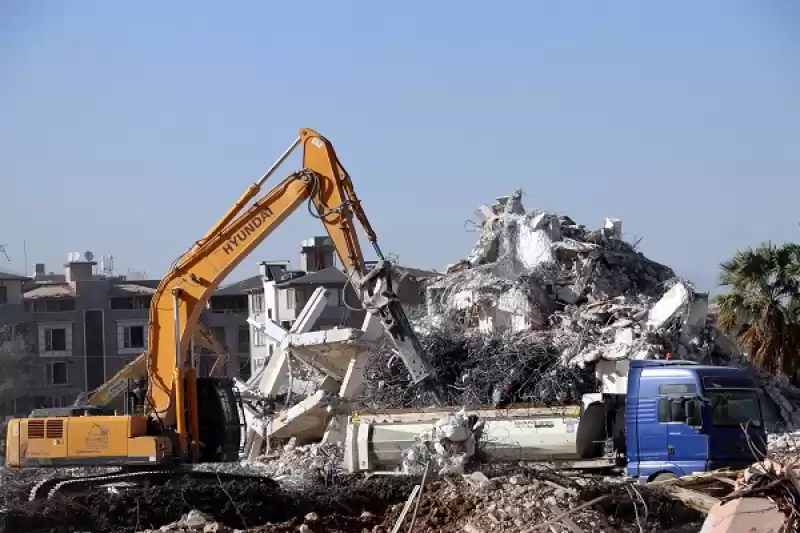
5 128 438 499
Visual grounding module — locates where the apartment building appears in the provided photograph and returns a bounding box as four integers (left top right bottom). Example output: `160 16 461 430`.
0 256 251 420
246 237 441 374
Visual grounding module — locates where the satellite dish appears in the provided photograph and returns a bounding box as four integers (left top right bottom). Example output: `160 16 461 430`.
84 250 94 261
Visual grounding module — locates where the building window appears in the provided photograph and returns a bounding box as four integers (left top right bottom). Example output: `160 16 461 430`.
46 361 68 386
254 357 266 370
281 320 292 330
285 289 295 309
117 320 148 354
267 308 273 319
253 327 266 347
237 326 250 354
30 298 76 313
39 323 72 356
123 325 146 349
0 285 7 304
326 288 341 307
252 292 265 315
45 327 67 351
268 344 274 357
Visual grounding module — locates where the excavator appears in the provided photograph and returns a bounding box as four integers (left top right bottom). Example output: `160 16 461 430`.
5 128 439 499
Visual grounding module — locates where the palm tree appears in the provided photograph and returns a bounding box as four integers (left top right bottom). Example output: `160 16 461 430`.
713 242 800 380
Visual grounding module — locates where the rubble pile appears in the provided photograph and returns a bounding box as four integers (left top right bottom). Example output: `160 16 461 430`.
362 189 800 430
380 470 703 533
649 456 800 532
248 439 344 487
727 459 800 526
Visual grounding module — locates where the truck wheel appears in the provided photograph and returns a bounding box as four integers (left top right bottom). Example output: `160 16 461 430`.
612 407 626 453
576 403 605 459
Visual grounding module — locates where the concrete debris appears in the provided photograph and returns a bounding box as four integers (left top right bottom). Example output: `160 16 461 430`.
768 430 800 455
138 509 227 533
358 189 800 431
402 409 478 475
660 457 800 532
699 498 785 533
379 470 703 533
249 438 344 487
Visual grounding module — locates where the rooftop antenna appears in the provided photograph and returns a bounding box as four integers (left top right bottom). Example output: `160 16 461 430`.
0 244 9 262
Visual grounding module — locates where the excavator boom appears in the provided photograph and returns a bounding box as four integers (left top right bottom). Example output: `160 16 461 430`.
147 128 438 458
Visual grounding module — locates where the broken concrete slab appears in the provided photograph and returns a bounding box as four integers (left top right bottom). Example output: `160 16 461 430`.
699 498 785 533
646 281 691 330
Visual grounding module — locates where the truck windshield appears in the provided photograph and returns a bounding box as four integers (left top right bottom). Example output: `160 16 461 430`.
706 390 762 427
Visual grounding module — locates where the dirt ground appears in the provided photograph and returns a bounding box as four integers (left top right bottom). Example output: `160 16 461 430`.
0 470 704 533
0 474 415 533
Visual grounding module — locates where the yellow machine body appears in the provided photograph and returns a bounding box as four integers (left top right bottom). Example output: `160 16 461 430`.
5 414 172 467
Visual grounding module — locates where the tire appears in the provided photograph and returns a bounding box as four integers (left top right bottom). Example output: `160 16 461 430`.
612 407 626 453
576 403 605 459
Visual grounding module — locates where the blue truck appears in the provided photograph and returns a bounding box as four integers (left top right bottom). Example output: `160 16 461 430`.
345 359 767 480
576 359 766 482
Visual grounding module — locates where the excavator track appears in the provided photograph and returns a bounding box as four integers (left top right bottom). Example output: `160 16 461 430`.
28 468 277 501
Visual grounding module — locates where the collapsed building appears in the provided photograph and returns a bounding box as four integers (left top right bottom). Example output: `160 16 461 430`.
362 190 800 429
7 189 800 533
237 188 800 459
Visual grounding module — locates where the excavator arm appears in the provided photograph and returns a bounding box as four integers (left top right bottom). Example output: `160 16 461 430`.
147 128 439 459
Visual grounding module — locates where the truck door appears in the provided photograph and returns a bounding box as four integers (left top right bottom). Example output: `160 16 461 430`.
660 384 708 476
704 389 765 470
664 400 708 475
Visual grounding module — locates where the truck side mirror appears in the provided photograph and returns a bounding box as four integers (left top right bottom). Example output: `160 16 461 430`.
685 400 702 427
670 399 687 422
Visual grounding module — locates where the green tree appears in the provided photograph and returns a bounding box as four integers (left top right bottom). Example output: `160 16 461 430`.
713 242 800 379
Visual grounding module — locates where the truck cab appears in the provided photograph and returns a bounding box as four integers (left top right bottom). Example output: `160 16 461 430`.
623 360 765 483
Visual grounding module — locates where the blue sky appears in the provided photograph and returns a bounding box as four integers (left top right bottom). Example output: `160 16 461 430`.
1 1 798 292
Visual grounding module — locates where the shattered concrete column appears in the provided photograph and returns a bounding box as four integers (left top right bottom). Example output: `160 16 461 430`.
322 351 370 444
246 287 330 458
258 287 330 396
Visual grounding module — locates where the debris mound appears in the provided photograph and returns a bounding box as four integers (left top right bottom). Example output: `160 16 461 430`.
247 439 344 487
380 469 704 533
360 189 800 431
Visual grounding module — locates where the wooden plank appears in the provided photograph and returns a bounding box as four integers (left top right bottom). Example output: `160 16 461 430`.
647 485 720 514
646 471 741 488
390 485 420 533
